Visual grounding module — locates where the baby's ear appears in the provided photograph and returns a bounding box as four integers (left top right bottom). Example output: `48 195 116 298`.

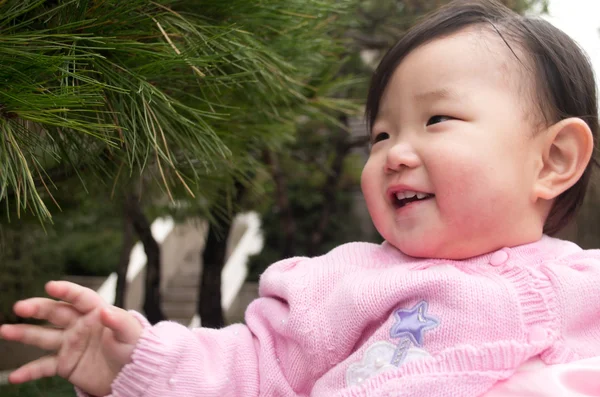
533 117 594 200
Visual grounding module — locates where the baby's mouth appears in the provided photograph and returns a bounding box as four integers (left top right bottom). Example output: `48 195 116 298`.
393 192 435 208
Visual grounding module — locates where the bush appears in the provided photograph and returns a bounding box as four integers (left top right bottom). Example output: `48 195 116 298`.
247 149 379 281
0 377 75 397
58 228 123 277
0 226 65 325
0 214 123 324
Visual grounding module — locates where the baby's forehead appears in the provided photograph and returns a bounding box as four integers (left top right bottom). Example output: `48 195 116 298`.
466 28 535 99
392 27 539 119
410 27 528 82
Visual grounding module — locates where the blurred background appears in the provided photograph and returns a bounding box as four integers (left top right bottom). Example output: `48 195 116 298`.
0 0 597 395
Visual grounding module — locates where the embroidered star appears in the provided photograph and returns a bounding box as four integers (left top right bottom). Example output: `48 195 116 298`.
390 301 439 347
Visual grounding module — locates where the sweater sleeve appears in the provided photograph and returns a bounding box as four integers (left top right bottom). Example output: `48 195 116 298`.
80 256 320 397
105 320 262 396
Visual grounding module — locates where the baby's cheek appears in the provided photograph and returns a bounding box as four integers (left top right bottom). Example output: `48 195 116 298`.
360 171 384 222
433 161 504 220
431 158 485 198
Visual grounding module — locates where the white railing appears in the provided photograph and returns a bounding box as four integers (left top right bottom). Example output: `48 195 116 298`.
189 212 263 328
93 212 263 327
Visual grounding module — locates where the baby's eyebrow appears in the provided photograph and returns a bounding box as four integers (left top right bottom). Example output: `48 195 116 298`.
415 88 461 103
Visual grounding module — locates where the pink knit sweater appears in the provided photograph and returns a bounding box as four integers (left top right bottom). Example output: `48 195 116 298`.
83 236 600 396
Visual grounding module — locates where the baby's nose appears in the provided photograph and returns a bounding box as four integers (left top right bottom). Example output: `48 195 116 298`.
385 143 421 172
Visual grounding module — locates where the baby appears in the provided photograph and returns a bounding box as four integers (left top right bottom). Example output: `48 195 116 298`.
2 0 600 396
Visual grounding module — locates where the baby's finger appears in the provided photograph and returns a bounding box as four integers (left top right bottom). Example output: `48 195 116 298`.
13 298 78 328
101 306 143 345
45 281 105 314
8 355 57 384
0 324 63 351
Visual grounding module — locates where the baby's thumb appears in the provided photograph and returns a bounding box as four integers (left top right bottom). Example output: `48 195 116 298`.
100 306 143 345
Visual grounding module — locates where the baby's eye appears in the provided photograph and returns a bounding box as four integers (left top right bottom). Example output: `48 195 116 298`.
372 132 389 144
426 115 453 126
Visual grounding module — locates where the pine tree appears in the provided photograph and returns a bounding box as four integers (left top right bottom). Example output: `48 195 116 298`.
0 0 356 221
0 0 358 325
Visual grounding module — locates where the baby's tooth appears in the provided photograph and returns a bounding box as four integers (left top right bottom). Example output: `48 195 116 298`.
404 190 417 198
396 192 406 200
416 193 427 199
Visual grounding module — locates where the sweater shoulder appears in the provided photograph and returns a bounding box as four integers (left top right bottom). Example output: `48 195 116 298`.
258 241 402 298
321 241 399 263
262 241 402 277
526 235 600 265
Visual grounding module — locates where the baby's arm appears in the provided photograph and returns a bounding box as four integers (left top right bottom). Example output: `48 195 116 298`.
1 275 313 396
0 281 143 397
2 256 325 397
91 258 319 396
98 278 315 395
103 321 263 396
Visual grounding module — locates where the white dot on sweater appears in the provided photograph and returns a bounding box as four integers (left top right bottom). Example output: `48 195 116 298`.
169 378 176 386
281 319 286 325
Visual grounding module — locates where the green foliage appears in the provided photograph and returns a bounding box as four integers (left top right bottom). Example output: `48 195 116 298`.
246 118 378 281
0 224 65 324
0 376 75 397
0 228 121 324
40 183 125 277
0 182 125 323
54 227 122 277
0 0 359 328
0 0 357 222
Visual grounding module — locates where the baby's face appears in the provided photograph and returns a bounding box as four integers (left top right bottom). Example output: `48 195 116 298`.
361 28 547 259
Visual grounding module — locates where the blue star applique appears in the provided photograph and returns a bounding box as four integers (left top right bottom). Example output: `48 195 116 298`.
390 301 439 346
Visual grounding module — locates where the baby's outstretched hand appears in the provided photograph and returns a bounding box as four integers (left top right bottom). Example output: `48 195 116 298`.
0 280 143 396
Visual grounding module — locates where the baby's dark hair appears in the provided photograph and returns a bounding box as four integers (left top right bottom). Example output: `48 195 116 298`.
366 0 599 236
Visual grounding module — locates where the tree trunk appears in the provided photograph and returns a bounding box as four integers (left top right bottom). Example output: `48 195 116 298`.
114 193 136 309
127 193 166 324
198 221 231 329
198 181 246 329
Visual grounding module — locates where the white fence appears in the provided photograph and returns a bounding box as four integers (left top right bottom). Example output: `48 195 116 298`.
96 212 263 326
